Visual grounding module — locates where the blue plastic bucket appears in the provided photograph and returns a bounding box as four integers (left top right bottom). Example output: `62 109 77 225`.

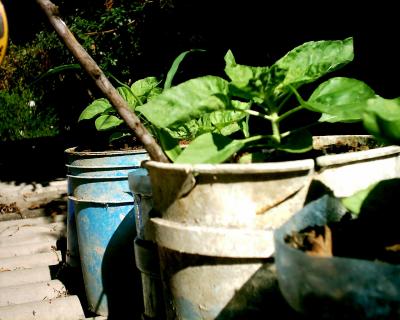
65 147 148 317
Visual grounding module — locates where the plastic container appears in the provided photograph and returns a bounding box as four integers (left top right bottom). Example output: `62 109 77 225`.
129 172 165 319
274 195 400 319
65 147 148 317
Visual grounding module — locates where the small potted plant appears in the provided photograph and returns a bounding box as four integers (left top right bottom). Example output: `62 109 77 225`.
133 38 400 319
64 74 157 317
65 50 198 317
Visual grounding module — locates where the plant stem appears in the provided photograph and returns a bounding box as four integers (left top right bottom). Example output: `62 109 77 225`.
276 85 306 122
35 0 169 163
270 112 281 144
241 134 268 144
278 105 305 123
240 109 273 121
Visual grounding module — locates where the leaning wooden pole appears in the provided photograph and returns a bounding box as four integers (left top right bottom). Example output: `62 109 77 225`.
36 0 169 163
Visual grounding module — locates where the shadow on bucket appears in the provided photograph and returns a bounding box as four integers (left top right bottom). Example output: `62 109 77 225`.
158 248 301 319
100 207 144 319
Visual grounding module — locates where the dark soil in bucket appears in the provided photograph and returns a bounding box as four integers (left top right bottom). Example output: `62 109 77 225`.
284 216 400 264
285 179 400 264
73 135 145 152
233 135 384 163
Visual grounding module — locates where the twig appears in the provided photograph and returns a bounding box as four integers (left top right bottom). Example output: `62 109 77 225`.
84 20 136 36
35 0 169 163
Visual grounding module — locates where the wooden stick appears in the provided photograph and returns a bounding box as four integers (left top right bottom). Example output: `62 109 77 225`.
36 0 169 163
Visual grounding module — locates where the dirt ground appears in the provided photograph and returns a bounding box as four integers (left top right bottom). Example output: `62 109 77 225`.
0 179 68 222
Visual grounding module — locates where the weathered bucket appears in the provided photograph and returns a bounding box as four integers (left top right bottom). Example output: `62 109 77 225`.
65 147 148 317
129 172 165 319
65 147 147 267
142 135 400 318
312 135 400 197
65 180 79 267
143 160 315 319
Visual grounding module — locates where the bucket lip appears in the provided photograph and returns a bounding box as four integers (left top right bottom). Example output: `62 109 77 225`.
66 174 129 180
68 195 133 205
66 164 141 170
142 158 315 174
312 134 373 143
150 217 275 258
64 146 148 156
316 145 400 167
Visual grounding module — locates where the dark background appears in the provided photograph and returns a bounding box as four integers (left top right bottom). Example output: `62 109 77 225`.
1 0 399 183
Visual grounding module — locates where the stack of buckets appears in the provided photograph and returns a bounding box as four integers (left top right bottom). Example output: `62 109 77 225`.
65 147 154 318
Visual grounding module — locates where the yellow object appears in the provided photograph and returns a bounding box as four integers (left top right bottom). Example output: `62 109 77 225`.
0 0 8 64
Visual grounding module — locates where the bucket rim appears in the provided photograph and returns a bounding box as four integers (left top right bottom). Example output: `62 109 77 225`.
67 174 129 180
64 146 148 156
68 195 133 205
142 158 314 174
66 164 142 170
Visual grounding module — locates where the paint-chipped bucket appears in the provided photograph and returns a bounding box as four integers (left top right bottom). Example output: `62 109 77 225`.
66 147 148 317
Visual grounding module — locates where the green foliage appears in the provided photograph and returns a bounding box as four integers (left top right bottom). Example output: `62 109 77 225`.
61 0 152 80
362 97 400 145
78 76 160 137
77 49 203 147
0 89 59 141
342 179 400 219
0 32 67 91
0 0 169 141
0 31 78 140
137 38 377 164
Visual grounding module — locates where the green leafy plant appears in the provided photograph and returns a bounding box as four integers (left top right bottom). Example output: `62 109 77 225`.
0 89 59 141
77 49 204 147
362 97 400 145
341 94 400 213
136 37 379 164
78 75 162 144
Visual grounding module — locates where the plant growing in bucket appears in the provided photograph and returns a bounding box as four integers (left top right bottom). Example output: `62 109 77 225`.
64 50 208 318
273 93 400 319
137 37 398 231
130 38 400 319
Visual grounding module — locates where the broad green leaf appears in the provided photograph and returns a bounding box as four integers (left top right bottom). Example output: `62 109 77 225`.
131 77 160 97
136 76 230 128
155 128 182 162
277 129 313 153
211 110 247 135
224 50 269 88
274 38 354 94
78 98 111 121
164 49 206 89
175 133 245 164
233 99 251 137
117 86 138 110
341 182 378 215
363 97 400 144
95 114 124 131
305 77 375 123
167 107 248 140
224 50 275 102
147 87 163 101
342 179 400 217
231 100 250 111
165 121 203 140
